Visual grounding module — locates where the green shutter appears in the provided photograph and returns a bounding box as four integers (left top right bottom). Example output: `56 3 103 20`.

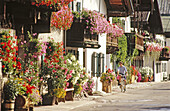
92 52 99 77
77 2 81 13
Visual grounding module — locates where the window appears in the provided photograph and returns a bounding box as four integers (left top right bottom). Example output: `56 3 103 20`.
156 63 161 73
76 2 81 13
162 63 167 72
91 52 104 77
65 48 79 60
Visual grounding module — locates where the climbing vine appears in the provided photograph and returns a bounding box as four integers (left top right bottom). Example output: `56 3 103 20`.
116 34 127 64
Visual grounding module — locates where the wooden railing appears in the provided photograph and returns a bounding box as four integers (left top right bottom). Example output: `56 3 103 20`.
106 35 118 54
66 21 100 48
106 36 118 47
135 34 144 51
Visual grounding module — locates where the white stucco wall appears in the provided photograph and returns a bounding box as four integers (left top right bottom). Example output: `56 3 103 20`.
78 0 107 92
85 33 107 92
124 16 131 33
38 27 63 43
155 34 166 47
166 38 170 46
82 0 107 14
166 38 170 79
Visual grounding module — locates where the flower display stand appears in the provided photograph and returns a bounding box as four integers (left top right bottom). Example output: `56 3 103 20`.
102 81 112 93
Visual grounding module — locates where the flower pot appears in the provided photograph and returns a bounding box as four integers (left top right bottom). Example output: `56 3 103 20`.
88 91 93 95
144 77 148 82
15 95 30 109
141 77 148 82
42 95 56 105
102 81 112 93
4 100 15 111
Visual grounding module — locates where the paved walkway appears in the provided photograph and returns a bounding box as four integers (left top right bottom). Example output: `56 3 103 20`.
34 82 157 111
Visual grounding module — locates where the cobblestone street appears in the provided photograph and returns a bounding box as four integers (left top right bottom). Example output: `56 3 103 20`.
35 81 170 111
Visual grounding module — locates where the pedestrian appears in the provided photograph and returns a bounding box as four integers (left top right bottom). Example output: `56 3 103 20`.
117 61 128 85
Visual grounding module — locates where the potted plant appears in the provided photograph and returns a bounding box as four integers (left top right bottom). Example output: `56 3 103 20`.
3 79 18 111
100 68 115 93
83 77 95 95
139 67 153 82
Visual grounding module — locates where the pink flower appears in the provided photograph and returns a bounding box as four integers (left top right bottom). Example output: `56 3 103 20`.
64 71 67 75
40 78 43 81
24 53 27 57
28 79 31 82
66 82 69 87
64 60 67 64
69 70 73 74
30 61 33 65
52 70 56 73
56 76 58 78
69 74 72 78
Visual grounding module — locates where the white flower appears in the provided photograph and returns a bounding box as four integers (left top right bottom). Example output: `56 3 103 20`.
72 77 79 85
70 55 76 61
67 59 72 64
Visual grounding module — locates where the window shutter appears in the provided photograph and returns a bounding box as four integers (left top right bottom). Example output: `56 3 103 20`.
102 54 105 73
98 53 104 77
77 2 81 13
92 52 98 77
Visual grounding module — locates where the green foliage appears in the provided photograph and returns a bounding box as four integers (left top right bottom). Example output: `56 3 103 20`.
116 34 127 64
4 79 18 100
112 17 122 24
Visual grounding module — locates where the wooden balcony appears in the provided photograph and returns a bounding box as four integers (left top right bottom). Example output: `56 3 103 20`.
106 35 118 54
66 21 100 48
126 33 144 52
159 48 170 60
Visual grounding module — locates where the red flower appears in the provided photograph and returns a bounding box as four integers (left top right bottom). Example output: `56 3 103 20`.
14 46 18 51
2 65 5 68
13 64 16 68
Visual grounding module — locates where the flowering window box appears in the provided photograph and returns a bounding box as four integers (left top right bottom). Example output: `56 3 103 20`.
66 22 100 48
126 33 144 51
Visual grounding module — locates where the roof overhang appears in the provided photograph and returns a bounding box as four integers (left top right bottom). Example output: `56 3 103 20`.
105 0 134 17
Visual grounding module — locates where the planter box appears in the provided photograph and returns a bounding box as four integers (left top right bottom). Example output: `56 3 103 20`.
102 81 112 93
65 88 74 101
42 95 56 105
